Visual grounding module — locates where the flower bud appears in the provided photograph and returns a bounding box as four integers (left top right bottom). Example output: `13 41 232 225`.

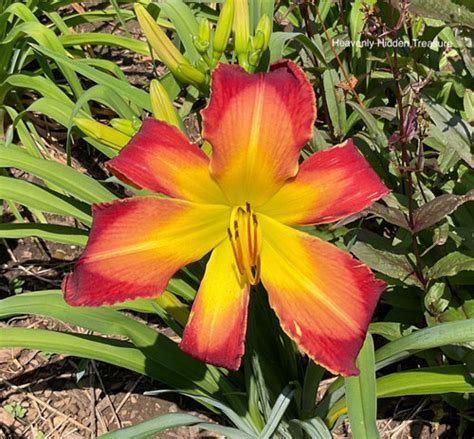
233 0 250 69
195 18 211 54
253 30 265 51
110 118 139 136
175 63 207 86
255 14 271 51
135 4 196 84
74 118 130 150
150 79 183 130
249 49 261 67
195 57 209 74
213 0 234 62
155 291 189 327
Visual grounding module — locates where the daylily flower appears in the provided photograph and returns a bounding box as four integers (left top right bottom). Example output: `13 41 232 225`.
63 60 389 376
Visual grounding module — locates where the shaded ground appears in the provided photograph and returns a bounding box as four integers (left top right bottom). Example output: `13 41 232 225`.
1 334 209 438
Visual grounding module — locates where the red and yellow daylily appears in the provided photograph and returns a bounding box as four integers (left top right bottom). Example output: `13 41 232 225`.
63 60 390 376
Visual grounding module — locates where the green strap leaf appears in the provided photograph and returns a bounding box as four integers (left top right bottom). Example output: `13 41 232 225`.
143 390 258 436
59 33 149 55
31 44 152 111
0 146 117 204
318 319 474 420
0 223 87 246
344 334 380 439
290 418 332 439
258 383 295 439
159 0 201 63
301 360 325 416
0 291 221 396
99 413 252 439
375 319 474 369
327 365 474 426
322 69 347 138
0 176 92 225
0 328 149 377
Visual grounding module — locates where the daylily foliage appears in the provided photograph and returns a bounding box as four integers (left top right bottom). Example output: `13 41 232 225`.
63 60 389 376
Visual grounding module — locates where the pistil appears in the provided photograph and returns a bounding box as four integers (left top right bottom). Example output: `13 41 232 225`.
227 204 261 285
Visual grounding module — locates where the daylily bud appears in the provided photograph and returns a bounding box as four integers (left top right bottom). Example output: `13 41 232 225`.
248 49 261 67
213 0 234 62
195 18 211 54
155 291 189 327
175 63 206 86
195 57 209 74
110 118 139 136
132 118 142 131
150 79 183 130
233 0 250 69
74 118 130 150
255 14 271 51
135 4 197 84
253 31 265 51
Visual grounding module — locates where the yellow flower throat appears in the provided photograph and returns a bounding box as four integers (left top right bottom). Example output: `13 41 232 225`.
227 204 262 285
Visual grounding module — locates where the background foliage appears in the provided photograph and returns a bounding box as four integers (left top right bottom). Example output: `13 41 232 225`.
0 0 473 437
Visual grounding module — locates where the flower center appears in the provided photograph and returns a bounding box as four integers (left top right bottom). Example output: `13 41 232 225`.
227 203 262 285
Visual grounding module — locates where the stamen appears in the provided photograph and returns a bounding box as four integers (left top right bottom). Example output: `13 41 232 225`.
252 214 259 262
247 208 253 260
234 229 246 274
228 227 244 274
227 204 262 286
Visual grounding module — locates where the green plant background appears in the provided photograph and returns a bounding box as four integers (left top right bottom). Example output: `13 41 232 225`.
0 0 473 437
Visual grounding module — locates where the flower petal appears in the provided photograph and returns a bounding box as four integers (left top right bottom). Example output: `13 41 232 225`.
202 60 316 206
259 215 385 376
180 239 249 370
259 139 390 225
63 197 230 306
107 118 227 204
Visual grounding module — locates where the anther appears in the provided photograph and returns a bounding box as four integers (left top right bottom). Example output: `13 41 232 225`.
227 204 262 286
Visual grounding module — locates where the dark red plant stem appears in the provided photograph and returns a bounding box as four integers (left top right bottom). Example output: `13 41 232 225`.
392 41 427 288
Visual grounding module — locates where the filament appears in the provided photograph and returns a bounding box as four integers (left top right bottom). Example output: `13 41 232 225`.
227 204 261 285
